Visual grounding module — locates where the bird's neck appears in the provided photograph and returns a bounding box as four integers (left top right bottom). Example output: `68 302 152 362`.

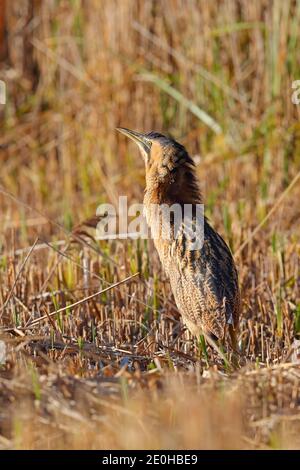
144 177 202 206
144 182 202 242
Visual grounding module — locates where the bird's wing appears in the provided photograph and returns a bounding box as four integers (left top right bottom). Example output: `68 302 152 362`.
178 221 239 339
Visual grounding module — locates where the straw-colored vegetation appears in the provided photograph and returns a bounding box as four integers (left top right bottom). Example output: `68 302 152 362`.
0 0 300 449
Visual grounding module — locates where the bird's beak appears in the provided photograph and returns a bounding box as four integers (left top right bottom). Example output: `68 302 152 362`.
116 127 152 157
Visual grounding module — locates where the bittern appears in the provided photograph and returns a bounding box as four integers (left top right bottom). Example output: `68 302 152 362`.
117 128 240 349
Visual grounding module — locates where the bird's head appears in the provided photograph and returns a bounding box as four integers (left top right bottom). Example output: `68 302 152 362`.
117 127 201 204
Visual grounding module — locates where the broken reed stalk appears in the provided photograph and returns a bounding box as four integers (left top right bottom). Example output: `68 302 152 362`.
2 272 139 333
0 237 39 314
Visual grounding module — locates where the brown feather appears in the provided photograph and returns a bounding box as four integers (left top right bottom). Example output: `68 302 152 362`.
119 129 240 346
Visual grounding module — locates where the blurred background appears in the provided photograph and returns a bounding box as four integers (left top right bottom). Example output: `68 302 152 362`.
1 0 300 249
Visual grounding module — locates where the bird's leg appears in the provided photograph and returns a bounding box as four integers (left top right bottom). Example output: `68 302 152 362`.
198 331 233 371
228 324 238 352
228 324 244 368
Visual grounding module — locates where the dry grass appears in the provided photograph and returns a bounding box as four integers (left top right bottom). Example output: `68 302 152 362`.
0 0 300 450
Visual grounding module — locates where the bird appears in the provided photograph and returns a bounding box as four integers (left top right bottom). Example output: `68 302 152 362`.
117 127 240 350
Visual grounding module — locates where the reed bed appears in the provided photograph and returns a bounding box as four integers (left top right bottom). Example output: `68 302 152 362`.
0 0 300 449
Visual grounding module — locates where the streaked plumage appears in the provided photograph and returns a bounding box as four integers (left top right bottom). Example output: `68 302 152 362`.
117 128 240 347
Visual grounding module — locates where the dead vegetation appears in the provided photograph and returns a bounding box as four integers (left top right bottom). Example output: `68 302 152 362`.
0 0 300 449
